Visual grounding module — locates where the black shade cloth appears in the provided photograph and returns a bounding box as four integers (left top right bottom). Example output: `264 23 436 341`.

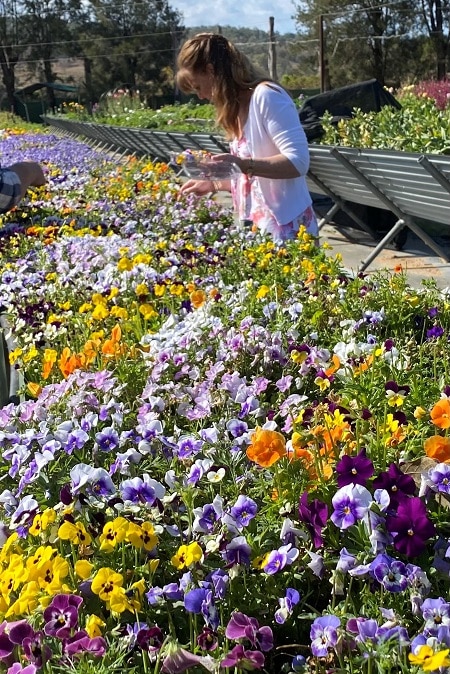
299 78 401 142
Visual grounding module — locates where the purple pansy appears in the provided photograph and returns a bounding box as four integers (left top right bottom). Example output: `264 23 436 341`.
371 554 409 592
386 497 436 557
275 588 300 624
220 644 265 670
43 594 83 638
372 464 416 509
331 483 372 529
310 615 340 657
336 449 374 487
298 492 328 548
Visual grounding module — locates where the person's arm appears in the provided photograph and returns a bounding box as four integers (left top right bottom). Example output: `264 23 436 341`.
179 178 231 196
8 161 46 199
210 84 309 180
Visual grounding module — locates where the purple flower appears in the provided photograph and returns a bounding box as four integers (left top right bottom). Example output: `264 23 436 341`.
331 483 372 529
230 495 258 528
220 644 265 670
386 497 436 557
372 464 416 509
336 449 374 487
162 647 217 673
298 492 328 548
421 598 450 637
275 588 300 624
427 325 444 340
136 626 164 653
197 626 218 651
120 475 165 505
263 544 299 575
63 630 106 657
94 426 119 452
371 554 408 592
223 536 251 567
225 612 273 652
7 665 37 674
310 615 340 657
428 463 450 494
43 594 83 638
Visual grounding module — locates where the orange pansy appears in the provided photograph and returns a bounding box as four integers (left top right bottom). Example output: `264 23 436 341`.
430 399 450 429
424 435 450 462
246 428 287 467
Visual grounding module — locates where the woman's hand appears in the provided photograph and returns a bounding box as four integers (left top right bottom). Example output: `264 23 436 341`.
178 179 215 196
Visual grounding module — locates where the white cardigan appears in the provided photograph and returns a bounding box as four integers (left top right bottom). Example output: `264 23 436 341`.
240 82 313 225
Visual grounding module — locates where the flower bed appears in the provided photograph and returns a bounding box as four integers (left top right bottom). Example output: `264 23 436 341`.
1 128 450 674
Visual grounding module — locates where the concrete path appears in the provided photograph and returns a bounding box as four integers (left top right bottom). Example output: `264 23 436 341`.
320 223 450 290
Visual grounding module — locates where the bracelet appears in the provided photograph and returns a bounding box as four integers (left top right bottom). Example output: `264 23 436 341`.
246 158 255 178
211 180 221 193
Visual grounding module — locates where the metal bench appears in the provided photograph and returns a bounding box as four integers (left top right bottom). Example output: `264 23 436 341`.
307 145 450 270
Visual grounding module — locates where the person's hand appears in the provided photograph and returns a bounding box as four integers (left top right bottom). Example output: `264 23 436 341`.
209 153 243 175
178 179 215 197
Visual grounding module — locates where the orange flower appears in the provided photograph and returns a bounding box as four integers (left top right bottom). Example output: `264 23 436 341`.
246 428 287 467
430 399 450 429
424 435 450 462
190 290 207 309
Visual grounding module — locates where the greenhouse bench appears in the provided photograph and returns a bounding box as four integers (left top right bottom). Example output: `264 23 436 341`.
306 145 450 271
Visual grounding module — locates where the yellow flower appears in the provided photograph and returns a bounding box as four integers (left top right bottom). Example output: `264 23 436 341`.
256 285 270 299
75 560 94 580
58 520 92 546
117 256 133 271
86 614 106 638
409 645 450 670
99 517 129 552
91 567 124 601
171 541 203 569
29 509 56 536
139 303 157 320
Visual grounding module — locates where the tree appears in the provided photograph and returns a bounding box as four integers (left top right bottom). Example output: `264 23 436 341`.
419 0 450 79
77 0 184 103
294 0 418 88
0 0 22 109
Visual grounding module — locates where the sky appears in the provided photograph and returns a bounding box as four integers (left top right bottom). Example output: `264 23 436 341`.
170 0 298 33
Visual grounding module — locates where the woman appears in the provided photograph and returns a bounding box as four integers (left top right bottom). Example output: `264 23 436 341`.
176 33 318 243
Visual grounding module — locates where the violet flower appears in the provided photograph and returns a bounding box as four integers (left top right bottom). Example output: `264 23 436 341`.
310 615 340 657
225 612 273 652
371 554 409 592
298 492 328 548
263 544 299 575
336 449 374 487
220 644 265 670
331 483 372 529
386 497 436 557
275 588 300 624
372 463 416 509
43 594 83 638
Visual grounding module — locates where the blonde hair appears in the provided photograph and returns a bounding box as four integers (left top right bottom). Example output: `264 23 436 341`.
176 33 271 139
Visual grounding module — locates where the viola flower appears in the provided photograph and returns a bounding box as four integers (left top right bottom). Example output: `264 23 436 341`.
409 645 450 670
298 492 328 548
275 588 300 624
197 626 218 651
371 554 409 592
229 495 258 528
63 630 106 657
220 644 265 670
421 597 450 637
331 483 372 529
336 449 374 487
424 463 450 494
372 463 416 509
246 427 287 467
43 593 83 638
425 435 450 462
263 544 299 575
171 541 203 569
430 398 450 429
119 474 166 506
225 612 273 651
384 380 410 407
310 615 340 657
223 536 252 567
386 497 436 557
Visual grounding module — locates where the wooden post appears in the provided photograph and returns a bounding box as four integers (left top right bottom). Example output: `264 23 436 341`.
268 16 278 81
